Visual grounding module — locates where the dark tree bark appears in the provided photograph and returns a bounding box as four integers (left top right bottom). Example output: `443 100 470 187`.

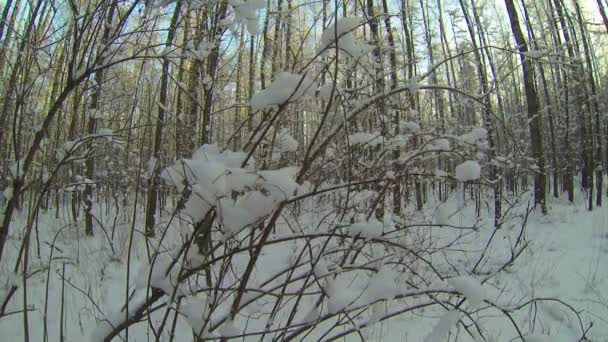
259 0 271 90
597 0 608 33
247 32 256 134
400 0 422 210
201 0 228 144
504 0 547 213
521 0 559 199
0 0 21 78
384 0 401 214
85 1 118 236
550 0 575 202
175 4 189 159
459 0 501 225
574 0 603 208
234 26 245 151
144 0 182 237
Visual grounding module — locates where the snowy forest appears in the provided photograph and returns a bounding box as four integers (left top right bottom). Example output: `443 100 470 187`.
1 0 608 340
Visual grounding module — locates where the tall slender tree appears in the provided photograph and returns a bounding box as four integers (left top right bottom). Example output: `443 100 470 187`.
504 0 547 213
144 0 183 237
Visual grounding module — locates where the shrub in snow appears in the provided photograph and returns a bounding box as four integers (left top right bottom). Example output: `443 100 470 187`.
161 145 299 234
0 3 593 342
7 136 588 342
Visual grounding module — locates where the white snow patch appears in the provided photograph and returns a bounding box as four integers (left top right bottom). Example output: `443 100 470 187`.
364 268 400 303
326 277 359 314
434 205 451 225
349 217 383 239
424 310 462 342
182 295 210 336
523 334 553 342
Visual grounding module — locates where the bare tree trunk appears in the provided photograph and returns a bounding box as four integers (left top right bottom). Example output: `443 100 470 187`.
0 0 37 157
145 0 182 237
597 0 608 33
504 0 547 213
383 0 401 214
0 0 14 42
85 2 118 236
248 32 256 134
284 0 293 70
460 0 501 225
520 0 559 199
270 0 284 79
175 5 189 159
437 0 455 118
574 0 602 207
260 1 271 90
234 27 245 151
201 0 227 144
185 10 203 156
400 0 422 210
555 0 592 207
367 0 387 218
0 0 21 79
549 0 574 202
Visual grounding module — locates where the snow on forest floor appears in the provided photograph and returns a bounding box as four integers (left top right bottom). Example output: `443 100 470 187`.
1 192 608 341
370 196 608 342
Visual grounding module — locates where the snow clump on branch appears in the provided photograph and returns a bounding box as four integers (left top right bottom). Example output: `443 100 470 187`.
250 72 316 111
161 144 300 235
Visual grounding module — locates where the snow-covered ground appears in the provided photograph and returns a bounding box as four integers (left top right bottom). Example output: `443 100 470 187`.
372 196 608 342
1 191 607 341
